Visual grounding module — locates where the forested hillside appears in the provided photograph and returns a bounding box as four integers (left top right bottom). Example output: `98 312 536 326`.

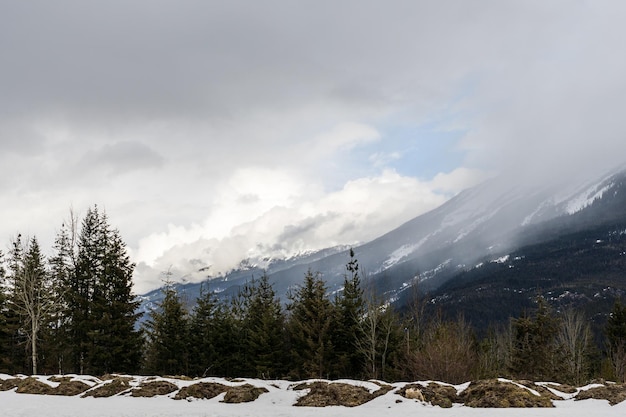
1 210 626 385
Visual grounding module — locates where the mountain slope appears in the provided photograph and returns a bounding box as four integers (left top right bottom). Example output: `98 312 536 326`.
138 167 626 325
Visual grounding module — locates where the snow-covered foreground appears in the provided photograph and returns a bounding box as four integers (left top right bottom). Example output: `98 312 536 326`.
1 375 625 417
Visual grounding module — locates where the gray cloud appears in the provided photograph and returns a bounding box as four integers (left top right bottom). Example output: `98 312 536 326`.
77 141 164 178
2 1 626 292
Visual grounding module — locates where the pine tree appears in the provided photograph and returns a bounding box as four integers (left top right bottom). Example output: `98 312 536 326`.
244 273 285 379
87 223 143 374
4 236 27 373
143 283 189 375
332 249 365 378
64 206 143 374
0 250 11 372
188 283 221 377
510 297 562 381
606 300 626 382
286 269 334 379
47 218 77 374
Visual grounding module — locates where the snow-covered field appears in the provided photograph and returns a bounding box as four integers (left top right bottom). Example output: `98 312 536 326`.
1 375 625 417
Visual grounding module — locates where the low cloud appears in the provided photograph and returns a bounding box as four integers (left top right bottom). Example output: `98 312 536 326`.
132 167 485 293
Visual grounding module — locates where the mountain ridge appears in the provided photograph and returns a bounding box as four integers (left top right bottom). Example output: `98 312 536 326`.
138 166 626 326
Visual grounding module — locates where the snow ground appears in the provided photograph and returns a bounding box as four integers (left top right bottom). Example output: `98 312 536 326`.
1 376 625 417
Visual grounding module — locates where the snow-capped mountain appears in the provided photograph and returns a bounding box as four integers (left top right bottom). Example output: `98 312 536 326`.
139 166 626 322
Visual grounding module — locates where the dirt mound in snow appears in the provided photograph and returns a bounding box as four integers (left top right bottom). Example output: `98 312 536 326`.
174 382 268 402
575 383 626 405
15 378 53 395
459 379 553 408
2 376 89 396
131 380 178 397
175 382 228 400
82 376 132 398
0 378 21 391
398 382 459 408
50 380 91 396
222 384 268 403
293 381 389 407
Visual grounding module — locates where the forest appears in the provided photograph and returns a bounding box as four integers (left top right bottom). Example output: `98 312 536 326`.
1 206 626 385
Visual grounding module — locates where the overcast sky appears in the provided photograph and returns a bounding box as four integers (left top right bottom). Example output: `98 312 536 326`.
3 1 626 293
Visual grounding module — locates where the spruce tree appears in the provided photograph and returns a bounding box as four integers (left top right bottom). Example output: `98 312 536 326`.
510 297 562 381
286 269 334 379
606 300 626 382
64 206 143 374
143 283 189 375
0 250 11 372
188 283 220 377
244 273 285 378
87 223 143 374
47 219 77 374
332 249 364 378
4 236 27 373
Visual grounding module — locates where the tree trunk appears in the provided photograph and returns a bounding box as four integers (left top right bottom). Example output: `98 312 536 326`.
31 319 38 375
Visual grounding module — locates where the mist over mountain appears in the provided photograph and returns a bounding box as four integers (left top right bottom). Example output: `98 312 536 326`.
139 165 626 328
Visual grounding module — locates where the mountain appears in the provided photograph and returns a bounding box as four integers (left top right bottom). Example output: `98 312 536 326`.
138 166 626 330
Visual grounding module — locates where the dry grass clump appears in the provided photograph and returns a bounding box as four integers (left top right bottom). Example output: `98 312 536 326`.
575 384 626 405
15 377 53 395
0 378 21 391
397 383 459 408
459 379 553 408
222 384 268 403
294 381 380 407
175 382 228 400
82 378 132 398
52 380 91 396
131 380 178 397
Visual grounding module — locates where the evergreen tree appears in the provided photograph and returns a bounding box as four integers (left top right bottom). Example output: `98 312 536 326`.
332 249 365 378
143 283 189 375
286 269 334 379
87 224 143 373
47 218 77 374
64 206 142 374
244 273 285 378
606 300 626 382
188 283 221 377
0 250 11 372
510 297 562 381
4 236 27 373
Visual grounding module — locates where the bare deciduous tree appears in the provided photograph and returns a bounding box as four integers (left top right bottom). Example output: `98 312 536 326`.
558 309 593 385
410 314 476 384
11 237 58 375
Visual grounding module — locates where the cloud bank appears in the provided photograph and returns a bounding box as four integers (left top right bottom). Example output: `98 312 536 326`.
2 1 626 292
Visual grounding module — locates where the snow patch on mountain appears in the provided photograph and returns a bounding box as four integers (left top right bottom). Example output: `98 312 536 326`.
379 237 431 272
492 255 510 264
566 182 613 214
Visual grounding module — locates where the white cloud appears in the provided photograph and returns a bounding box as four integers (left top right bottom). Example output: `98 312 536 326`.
132 167 469 293
428 168 493 194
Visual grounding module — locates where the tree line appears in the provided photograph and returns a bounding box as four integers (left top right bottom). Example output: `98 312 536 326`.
1 208 626 384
